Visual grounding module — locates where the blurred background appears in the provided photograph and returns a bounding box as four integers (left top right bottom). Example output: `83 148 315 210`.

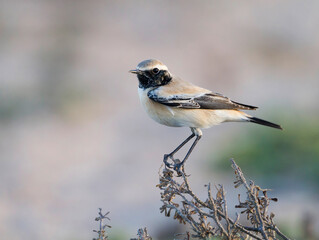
1 0 319 239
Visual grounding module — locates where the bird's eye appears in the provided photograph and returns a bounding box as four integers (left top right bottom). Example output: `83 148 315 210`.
152 68 159 74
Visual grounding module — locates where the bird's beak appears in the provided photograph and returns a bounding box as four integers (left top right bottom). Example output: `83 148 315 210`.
129 69 141 74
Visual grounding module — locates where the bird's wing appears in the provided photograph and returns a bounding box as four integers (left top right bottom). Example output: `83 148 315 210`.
148 90 258 110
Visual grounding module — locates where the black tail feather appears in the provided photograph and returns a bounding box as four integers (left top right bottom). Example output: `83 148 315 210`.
249 117 283 130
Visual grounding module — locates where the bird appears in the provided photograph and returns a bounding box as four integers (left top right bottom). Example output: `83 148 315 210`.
130 59 282 172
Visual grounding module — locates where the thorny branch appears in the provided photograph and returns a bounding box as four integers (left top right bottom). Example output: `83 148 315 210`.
92 209 153 240
131 228 152 240
157 158 292 240
93 208 111 240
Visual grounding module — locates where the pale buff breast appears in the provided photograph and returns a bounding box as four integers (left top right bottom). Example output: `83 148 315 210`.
138 87 184 127
138 87 245 129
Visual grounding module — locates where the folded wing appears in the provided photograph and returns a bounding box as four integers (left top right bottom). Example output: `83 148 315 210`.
147 91 258 110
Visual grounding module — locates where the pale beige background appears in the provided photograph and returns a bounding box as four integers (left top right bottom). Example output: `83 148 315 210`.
0 0 318 239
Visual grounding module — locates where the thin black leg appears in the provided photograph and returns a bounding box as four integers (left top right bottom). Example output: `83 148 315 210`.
174 135 202 172
163 133 195 168
169 133 195 156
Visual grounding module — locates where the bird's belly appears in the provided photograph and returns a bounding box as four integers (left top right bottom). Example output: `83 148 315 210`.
148 106 227 128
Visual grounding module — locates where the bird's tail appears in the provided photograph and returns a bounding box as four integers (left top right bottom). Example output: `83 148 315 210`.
248 116 282 130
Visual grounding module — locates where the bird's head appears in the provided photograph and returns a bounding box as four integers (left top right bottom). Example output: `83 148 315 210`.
130 59 172 89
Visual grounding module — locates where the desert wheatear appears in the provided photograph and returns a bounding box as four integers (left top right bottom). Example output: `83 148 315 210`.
130 59 282 171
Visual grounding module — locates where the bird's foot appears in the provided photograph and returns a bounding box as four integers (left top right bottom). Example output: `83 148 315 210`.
163 153 174 169
173 160 184 177
164 154 185 176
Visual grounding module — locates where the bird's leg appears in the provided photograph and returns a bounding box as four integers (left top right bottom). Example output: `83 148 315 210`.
174 128 202 173
173 135 202 172
163 133 195 168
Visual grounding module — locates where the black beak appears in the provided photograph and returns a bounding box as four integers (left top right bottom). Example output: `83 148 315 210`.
129 69 141 74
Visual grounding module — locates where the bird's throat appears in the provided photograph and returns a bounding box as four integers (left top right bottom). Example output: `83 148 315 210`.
137 71 172 89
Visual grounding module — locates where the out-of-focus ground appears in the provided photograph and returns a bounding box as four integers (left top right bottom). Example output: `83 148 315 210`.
0 1 319 239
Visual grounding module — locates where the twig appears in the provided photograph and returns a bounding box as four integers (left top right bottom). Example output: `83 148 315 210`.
231 159 269 239
93 208 111 240
157 159 292 240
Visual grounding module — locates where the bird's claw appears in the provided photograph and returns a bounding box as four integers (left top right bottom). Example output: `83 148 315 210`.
163 154 184 176
173 161 184 176
163 154 174 168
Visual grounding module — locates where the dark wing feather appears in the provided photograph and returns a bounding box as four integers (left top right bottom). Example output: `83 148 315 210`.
148 91 258 110
195 93 258 110
147 91 200 108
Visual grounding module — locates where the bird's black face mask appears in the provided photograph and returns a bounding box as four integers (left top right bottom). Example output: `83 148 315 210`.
138 70 172 89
